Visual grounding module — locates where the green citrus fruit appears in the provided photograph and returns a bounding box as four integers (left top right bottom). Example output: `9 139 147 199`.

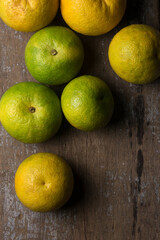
25 26 84 85
108 24 160 84
61 75 114 131
15 153 74 212
0 82 62 143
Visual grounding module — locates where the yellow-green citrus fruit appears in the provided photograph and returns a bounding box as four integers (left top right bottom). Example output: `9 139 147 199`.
61 0 127 36
25 26 84 85
15 153 74 212
0 82 62 143
108 24 160 84
61 75 114 131
0 0 59 32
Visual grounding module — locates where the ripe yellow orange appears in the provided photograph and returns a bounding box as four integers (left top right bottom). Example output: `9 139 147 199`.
15 153 74 212
108 24 160 84
0 0 59 32
61 0 127 36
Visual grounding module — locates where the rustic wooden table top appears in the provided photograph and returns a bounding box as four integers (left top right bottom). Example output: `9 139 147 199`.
0 0 160 239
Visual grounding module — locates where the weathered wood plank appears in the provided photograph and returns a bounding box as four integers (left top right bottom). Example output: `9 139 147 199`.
0 0 160 239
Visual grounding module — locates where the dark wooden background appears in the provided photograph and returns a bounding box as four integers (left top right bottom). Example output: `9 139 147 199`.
0 0 160 239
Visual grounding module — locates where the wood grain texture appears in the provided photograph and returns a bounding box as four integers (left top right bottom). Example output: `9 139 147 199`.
0 0 160 239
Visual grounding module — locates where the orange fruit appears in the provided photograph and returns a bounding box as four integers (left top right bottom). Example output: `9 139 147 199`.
0 0 59 32
61 0 127 36
15 153 74 212
25 26 84 85
0 82 62 143
108 24 160 84
61 75 114 131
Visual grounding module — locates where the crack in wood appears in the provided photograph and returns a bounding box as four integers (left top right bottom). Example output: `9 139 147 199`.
134 95 145 146
136 149 144 193
132 149 144 237
132 194 138 237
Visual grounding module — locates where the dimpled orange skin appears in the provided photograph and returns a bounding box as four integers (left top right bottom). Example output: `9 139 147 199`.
0 0 59 32
15 153 74 212
61 0 127 36
108 24 160 84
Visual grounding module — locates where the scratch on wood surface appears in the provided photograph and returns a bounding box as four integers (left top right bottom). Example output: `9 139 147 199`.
130 92 145 237
14 31 23 41
136 150 144 193
134 95 145 146
153 177 160 203
132 149 144 236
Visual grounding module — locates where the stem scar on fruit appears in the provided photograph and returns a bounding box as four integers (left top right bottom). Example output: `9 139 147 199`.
50 49 57 56
29 107 36 113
